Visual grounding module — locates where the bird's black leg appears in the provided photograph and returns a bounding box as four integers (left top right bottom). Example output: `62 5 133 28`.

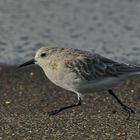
48 94 82 116
108 89 135 119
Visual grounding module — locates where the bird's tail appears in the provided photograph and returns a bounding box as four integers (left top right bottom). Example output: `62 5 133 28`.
117 64 140 75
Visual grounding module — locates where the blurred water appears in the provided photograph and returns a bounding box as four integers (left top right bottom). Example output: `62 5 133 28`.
0 0 140 65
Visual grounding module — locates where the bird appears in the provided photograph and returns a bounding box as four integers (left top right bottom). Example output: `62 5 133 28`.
18 47 140 118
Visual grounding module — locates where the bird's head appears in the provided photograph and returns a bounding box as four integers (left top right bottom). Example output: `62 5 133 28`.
18 47 56 68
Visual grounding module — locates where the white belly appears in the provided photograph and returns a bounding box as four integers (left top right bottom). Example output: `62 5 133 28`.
44 66 81 91
76 75 134 94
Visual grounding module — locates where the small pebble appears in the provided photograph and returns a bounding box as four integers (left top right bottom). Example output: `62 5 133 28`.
116 132 126 136
30 72 34 76
91 129 96 133
5 101 11 105
19 91 23 95
131 90 134 93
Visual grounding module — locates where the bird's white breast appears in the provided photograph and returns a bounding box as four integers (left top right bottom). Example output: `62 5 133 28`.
42 61 80 91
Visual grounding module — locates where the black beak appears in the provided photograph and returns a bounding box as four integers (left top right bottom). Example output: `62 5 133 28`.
18 59 35 68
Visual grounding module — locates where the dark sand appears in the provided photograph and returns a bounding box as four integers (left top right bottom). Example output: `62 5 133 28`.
0 65 140 140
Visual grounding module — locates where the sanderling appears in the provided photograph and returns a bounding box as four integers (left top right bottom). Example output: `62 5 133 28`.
19 47 140 118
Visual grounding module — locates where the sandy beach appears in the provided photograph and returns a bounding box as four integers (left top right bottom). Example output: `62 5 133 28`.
0 65 140 139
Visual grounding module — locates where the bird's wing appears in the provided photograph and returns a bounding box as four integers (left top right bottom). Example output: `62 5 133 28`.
64 53 140 81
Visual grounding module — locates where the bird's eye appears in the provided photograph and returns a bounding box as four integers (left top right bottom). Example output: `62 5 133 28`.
41 53 46 57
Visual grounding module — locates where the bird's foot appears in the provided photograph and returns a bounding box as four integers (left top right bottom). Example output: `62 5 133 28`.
122 105 135 120
48 109 62 116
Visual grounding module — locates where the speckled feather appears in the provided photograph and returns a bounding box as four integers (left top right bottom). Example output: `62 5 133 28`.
64 52 140 81
42 47 140 81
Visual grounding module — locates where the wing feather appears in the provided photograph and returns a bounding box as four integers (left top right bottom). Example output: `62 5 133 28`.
64 53 140 81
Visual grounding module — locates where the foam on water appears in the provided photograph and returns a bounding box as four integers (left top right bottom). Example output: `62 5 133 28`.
0 0 140 65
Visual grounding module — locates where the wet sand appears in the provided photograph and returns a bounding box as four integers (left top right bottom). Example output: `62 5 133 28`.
0 65 140 140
